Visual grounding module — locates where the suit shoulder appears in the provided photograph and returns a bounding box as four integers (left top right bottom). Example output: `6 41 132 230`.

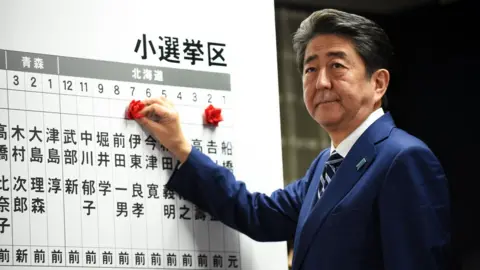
382 128 440 166
384 127 433 153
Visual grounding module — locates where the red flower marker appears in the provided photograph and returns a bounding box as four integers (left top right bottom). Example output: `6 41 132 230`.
204 104 223 126
126 100 145 119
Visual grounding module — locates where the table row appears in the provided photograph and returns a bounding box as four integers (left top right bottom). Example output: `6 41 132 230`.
0 246 241 268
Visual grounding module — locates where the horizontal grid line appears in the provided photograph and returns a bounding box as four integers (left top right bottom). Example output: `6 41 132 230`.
2 246 240 252
0 88 233 110
0 107 234 127
1 87 233 110
0 266 240 269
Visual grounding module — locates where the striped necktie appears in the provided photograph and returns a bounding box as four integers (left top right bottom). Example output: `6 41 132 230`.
318 151 344 199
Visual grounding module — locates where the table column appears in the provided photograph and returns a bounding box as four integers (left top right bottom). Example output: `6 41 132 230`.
205 129 226 270
6 50 67 267
20 52 59 268
161 145 179 269
144 131 164 268
204 128 226 270
176 124 195 269
6 51 31 266
25 67 49 267
0 49 13 266
130 116 148 268
40 62 65 266
183 125 211 270
58 70 83 267
77 76 117 268
221 136 241 270
95 111 116 268
74 75 99 267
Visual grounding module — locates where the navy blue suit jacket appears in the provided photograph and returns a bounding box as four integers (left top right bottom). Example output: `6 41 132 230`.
167 112 451 270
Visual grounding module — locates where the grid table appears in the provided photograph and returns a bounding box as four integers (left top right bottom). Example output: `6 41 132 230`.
0 49 240 269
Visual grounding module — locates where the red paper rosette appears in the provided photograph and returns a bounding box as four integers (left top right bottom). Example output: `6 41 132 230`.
126 100 145 119
204 104 223 126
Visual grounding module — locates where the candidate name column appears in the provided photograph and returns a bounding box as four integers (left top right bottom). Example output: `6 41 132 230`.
58 55 114 268
0 50 13 266
7 50 64 267
58 54 102 268
6 50 34 267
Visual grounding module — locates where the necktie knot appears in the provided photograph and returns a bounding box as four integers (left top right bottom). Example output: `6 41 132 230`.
326 151 343 167
317 151 344 199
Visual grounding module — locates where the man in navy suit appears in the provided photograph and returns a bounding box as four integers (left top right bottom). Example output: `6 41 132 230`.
135 8 451 270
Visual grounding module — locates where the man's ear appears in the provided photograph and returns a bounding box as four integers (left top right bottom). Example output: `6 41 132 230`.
372 69 390 103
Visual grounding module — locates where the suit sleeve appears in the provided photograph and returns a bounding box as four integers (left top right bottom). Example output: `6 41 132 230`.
165 147 320 242
379 146 451 270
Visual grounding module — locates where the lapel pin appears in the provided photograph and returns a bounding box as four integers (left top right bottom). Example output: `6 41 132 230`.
356 158 367 171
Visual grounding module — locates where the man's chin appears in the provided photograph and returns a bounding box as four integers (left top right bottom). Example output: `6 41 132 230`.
315 115 342 129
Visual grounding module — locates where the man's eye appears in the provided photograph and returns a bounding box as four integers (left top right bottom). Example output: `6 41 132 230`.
332 63 344 69
304 67 316 73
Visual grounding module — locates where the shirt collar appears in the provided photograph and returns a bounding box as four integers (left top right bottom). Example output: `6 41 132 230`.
330 107 384 157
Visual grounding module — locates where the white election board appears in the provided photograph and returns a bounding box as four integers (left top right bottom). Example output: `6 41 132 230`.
0 0 287 269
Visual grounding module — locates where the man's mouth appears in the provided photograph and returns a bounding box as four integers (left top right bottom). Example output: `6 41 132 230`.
317 100 338 105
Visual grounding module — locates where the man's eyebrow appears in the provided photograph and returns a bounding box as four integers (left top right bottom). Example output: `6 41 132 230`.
327 51 348 60
303 54 318 66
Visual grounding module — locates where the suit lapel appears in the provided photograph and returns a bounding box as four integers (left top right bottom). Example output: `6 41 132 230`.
291 150 329 268
291 113 395 270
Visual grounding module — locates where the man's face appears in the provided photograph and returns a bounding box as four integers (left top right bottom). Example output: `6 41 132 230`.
302 34 384 133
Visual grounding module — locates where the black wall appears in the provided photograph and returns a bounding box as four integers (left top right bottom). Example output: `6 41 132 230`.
382 0 477 268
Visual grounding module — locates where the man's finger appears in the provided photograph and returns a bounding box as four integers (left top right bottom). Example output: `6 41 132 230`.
138 103 159 116
138 103 169 122
137 104 153 119
142 96 167 106
136 114 160 130
151 103 169 118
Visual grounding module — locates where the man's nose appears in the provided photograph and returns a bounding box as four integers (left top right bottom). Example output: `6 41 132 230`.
315 69 331 90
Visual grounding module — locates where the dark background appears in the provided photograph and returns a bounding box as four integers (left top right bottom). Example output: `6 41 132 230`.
274 0 477 268
385 2 476 268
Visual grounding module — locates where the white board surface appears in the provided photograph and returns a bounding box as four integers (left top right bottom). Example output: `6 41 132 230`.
0 0 287 269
